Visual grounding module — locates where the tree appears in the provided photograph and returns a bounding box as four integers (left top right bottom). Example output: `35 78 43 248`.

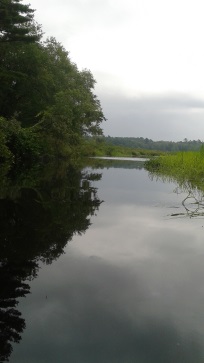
0 0 42 123
0 42 47 121
0 0 41 43
0 4 105 160
39 39 105 137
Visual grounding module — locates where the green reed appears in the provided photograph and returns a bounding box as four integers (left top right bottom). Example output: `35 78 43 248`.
145 150 204 188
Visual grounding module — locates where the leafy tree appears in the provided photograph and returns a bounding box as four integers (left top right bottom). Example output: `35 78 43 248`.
25 38 105 157
0 0 42 122
0 4 105 161
37 38 105 137
0 42 50 123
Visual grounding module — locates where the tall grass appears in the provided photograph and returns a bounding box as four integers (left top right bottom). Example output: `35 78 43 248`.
81 139 164 158
145 149 204 188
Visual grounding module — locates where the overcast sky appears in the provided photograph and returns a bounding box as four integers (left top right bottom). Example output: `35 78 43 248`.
25 0 204 141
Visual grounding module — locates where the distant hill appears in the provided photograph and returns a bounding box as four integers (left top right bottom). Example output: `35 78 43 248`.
102 136 204 152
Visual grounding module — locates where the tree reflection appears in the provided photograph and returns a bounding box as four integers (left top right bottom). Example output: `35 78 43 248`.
0 261 34 362
0 162 102 362
85 157 145 169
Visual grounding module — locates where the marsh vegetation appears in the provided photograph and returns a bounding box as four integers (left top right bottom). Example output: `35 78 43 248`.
145 148 204 191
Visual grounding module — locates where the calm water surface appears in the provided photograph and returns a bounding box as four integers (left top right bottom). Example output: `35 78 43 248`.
2 159 204 362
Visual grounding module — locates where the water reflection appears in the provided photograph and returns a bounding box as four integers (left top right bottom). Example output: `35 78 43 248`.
27 254 203 363
2 159 204 362
0 261 32 362
148 171 204 218
170 187 204 218
85 157 146 169
0 162 102 362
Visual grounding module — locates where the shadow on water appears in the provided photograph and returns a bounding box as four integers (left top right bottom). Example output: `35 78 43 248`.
0 161 102 362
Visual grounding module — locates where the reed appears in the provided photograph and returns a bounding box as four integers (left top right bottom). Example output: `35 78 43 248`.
145 149 204 188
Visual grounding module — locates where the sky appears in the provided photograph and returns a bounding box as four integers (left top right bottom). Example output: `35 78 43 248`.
24 0 204 141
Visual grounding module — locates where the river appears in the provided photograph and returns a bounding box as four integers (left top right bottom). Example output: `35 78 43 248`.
1 158 204 362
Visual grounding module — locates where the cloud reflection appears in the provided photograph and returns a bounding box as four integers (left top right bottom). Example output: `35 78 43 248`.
13 253 204 363
10 166 204 363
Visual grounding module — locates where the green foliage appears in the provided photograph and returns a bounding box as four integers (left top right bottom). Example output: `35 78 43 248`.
0 0 41 43
0 41 49 123
81 138 164 158
0 130 12 161
200 144 204 157
102 136 204 152
145 149 204 188
0 116 18 160
0 4 105 163
0 116 43 161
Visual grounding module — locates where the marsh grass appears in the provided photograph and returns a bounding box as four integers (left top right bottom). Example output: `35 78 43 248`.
81 139 164 158
145 149 204 190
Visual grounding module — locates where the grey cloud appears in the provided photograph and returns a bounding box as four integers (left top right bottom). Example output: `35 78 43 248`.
97 92 204 140
99 92 204 113
33 0 128 35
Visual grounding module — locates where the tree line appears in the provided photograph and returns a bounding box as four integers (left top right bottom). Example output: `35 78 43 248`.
0 0 105 163
101 136 204 152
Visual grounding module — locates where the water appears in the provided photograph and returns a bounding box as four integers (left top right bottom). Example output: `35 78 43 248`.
1 159 204 362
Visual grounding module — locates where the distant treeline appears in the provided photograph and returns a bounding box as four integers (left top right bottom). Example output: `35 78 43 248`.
101 136 204 152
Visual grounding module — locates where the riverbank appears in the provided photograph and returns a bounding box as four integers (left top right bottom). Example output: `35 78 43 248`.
81 140 164 158
145 149 204 189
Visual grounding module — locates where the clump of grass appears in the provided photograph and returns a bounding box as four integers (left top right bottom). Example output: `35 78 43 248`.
145 149 204 188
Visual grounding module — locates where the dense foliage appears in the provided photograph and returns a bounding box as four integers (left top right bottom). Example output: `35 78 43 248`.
0 0 105 162
100 136 204 152
0 0 40 42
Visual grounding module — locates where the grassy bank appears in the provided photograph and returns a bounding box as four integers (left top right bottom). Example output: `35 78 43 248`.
81 139 164 158
145 149 204 187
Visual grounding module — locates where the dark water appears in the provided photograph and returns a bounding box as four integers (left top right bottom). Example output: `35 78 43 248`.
1 159 204 362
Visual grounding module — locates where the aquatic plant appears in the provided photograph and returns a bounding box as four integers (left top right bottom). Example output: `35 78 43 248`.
145 149 204 191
